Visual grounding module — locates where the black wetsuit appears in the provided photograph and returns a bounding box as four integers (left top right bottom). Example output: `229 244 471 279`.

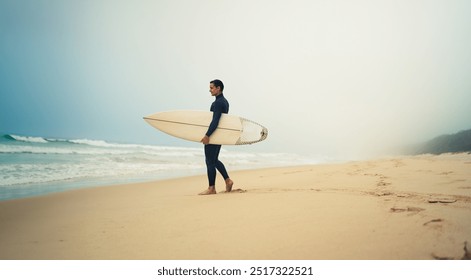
205 94 230 186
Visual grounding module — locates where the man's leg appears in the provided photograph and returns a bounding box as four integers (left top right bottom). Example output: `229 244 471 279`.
215 160 233 192
199 144 219 195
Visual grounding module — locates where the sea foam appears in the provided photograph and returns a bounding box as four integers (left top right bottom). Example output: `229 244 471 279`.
0 134 319 200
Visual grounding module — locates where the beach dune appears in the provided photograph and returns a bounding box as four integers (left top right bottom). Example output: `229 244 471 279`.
1 153 470 260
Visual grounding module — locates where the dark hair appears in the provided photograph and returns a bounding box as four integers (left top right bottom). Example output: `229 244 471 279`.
210 79 224 92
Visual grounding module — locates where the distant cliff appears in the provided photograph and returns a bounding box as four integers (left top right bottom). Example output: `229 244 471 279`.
412 129 471 155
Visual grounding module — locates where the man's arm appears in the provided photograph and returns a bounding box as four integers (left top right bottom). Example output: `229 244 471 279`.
201 104 223 144
206 109 222 137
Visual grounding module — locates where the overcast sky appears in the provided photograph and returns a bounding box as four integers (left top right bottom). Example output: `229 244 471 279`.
1 0 470 159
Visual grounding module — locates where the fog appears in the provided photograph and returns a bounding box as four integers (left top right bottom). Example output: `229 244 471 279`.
1 0 470 160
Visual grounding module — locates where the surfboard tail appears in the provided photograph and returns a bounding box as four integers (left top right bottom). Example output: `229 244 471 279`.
236 118 268 145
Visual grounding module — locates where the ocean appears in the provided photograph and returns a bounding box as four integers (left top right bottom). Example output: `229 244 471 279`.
0 134 320 201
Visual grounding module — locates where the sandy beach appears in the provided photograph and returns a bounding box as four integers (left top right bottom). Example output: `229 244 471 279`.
1 153 470 260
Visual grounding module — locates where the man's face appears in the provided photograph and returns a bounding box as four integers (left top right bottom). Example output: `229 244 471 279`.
209 83 221 96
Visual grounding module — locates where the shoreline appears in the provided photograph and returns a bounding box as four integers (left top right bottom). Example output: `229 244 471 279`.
0 168 208 202
1 153 470 259
0 161 323 202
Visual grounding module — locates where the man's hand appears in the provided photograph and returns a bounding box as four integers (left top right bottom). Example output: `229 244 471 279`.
201 135 210 145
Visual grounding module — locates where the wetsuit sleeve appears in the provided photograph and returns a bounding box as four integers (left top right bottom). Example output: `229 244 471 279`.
206 102 223 137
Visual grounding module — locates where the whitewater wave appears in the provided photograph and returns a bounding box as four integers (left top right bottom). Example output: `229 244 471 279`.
4 134 49 143
0 133 321 201
0 161 204 187
1 134 203 156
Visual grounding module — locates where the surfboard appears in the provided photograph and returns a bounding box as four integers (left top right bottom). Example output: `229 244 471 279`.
143 110 268 145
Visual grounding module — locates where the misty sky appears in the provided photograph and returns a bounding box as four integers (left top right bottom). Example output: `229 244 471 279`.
1 0 470 159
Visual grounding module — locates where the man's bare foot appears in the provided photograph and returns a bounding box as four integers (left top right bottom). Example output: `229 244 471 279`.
225 179 234 192
199 187 216 195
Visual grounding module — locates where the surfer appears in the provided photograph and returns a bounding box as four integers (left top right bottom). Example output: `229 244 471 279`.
199 79 234 195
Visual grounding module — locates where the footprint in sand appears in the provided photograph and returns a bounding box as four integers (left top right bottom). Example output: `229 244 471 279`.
377 181 391 187
462 241 471 260
374 191 393 197
423 218 444 226
432 241 471 260
427 198 457 203
390 206 425 213
222 188 247 194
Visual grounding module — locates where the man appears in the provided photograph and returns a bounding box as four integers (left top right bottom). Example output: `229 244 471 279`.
199 79 234 195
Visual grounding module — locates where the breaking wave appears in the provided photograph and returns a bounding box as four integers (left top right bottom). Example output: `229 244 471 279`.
0 133 319 200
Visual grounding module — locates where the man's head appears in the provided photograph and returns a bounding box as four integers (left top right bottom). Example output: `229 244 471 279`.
209 79 224 96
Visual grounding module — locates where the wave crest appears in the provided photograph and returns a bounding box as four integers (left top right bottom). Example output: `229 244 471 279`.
4 134 48 143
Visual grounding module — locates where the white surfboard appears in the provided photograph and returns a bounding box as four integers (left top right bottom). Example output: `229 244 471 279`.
143 110 268 145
